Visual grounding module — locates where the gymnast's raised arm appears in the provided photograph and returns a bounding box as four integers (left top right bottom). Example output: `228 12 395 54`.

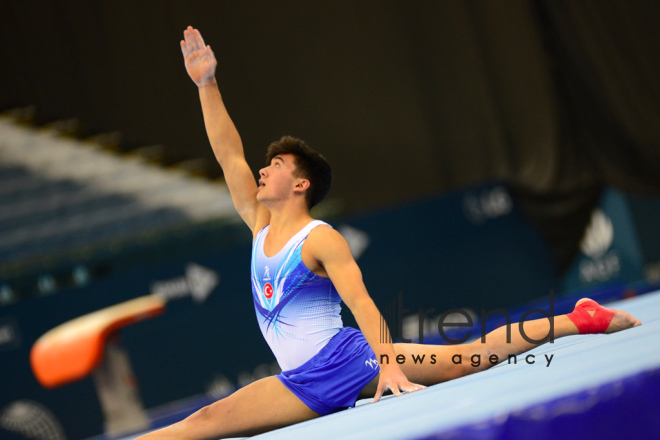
180 26 270 234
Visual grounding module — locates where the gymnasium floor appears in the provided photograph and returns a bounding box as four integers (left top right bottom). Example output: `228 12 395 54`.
123 290 660 439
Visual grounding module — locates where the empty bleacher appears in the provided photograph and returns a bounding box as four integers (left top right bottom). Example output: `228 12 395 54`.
0 115 240 301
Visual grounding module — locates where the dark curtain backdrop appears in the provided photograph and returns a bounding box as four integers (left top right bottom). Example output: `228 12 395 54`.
1 0 658 273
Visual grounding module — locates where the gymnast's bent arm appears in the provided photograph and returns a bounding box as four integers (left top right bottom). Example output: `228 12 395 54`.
180 26 269 233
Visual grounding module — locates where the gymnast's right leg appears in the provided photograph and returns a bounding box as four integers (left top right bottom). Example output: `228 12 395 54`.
135 376 320 440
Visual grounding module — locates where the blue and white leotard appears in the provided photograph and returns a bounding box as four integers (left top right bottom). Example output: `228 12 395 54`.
250 220 344 371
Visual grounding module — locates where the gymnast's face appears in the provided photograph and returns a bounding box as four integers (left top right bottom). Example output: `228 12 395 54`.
257 154 308 205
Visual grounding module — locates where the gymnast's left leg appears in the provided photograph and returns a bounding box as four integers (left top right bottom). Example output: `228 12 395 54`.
360 298 641 395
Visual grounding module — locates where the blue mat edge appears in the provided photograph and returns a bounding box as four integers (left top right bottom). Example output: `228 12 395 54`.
418 366 660 440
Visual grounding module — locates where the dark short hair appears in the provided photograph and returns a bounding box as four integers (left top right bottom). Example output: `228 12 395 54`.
265 136 332 209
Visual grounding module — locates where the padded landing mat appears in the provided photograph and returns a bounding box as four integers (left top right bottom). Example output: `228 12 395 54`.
119 291 660 440
254 291 660 440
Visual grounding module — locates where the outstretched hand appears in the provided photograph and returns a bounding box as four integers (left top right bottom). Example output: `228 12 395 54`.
372 365 426 403
180 26 217 86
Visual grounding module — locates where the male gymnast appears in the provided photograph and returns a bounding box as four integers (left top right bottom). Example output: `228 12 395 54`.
137 27 641 439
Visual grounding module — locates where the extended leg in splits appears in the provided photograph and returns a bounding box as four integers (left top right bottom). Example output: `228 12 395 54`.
359 298 641 396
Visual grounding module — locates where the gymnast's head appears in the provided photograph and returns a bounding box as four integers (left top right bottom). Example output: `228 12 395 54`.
264 136 332 210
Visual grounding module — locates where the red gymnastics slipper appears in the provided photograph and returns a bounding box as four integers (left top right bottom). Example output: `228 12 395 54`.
566 299 615 335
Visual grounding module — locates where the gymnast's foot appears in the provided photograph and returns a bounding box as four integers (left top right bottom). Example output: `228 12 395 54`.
567 298 641 335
